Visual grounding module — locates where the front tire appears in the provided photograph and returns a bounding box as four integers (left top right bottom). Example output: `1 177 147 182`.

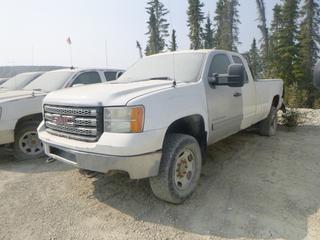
259 106 278 136
149 134 202 204
13 121 44 160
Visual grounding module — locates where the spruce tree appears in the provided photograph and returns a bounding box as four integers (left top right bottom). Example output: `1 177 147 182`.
255 0 269 69
247 38 262 79
145 0 170 55
228 0 241 51
203 14 214 49
169 29 178 51
268 4 283 78
214 0 240 51
277 0 300 85
187 0 205 49
297 0 320 107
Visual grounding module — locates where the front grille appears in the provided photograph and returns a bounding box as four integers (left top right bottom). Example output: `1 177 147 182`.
44 105 103 142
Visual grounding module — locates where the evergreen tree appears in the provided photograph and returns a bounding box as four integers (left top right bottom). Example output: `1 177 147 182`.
228 0 241 51
214 0 240 51
247 38 262 79
145 0 170 55
268 4 283 78
169 29 178 51
187 0 205 49
297 0 320 107
277 0 300 85
203 14 214 49
255 0 269 69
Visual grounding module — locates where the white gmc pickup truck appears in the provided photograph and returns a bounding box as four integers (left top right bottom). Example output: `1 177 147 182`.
39 50 283 203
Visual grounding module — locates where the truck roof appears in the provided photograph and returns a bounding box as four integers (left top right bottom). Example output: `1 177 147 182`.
48 68 125 73
149 49 242 57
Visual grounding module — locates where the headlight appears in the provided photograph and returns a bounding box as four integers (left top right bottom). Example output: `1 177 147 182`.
104 106 144 133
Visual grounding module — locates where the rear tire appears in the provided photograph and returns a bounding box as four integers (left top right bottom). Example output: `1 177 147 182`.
13 121 44 160
149 134 202 204
259 106 278 136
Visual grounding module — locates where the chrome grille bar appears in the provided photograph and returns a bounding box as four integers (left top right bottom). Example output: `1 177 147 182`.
44 105 102 142
44 105 97 117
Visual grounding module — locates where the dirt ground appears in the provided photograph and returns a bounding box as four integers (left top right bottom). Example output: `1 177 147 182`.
0 125 320 240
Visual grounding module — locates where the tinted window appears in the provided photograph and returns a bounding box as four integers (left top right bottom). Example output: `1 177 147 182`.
208 54 231 76
232 55 249 83
104 71 118 81
72 72 101 86
117 71 124 78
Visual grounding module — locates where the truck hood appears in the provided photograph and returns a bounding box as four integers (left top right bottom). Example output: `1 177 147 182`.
0 90 46 103
44 80 176 106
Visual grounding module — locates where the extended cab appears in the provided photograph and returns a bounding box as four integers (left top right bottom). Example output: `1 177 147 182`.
38 50 283 203
0 68 124 160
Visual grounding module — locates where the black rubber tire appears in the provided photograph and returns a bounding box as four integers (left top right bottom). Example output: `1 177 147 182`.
259 106 278 136
149 134 202 204
13 121 44 161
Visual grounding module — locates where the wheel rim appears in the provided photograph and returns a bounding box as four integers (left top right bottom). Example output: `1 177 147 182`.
174 148 196 191
18 131 43 156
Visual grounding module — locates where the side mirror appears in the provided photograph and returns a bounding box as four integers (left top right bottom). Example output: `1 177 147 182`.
314 60 320 89
227 64 245 87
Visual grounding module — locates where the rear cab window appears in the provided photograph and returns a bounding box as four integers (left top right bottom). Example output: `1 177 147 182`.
104 71 118 81
71 72 102 86
232 55 249 83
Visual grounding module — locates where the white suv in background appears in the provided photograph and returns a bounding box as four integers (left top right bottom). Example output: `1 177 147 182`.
0 68 124 160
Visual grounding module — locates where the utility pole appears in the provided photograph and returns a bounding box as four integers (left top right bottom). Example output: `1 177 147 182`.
136 41 143 58
105 40 109 68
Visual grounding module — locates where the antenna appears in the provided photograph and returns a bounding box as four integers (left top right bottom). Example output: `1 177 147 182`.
167 0 176 87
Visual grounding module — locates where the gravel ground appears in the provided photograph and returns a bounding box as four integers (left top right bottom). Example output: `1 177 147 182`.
0 110 320 240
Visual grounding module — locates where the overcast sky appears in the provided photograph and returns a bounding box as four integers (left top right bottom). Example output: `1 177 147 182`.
0 0 280 69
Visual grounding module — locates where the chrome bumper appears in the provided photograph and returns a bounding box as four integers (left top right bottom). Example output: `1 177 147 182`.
43 142 162 179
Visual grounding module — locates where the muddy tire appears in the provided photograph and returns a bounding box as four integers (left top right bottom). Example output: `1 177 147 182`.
149 134 202 204
13 121 44 160
259 106 278 136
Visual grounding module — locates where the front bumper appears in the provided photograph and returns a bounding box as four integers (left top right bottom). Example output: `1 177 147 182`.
38 122 165 179
43 143 162 179
0 130 14 145
0 119 16 145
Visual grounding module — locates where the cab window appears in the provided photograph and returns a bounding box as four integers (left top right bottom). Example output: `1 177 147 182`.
208 54 231 77
71 72 102 86
232 55 249 83
104 71 118 81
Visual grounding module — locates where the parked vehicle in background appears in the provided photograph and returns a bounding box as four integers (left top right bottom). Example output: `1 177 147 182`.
314 60 320 89
0 78 9 85
0 68 124 160
0 72 44 92
38 50 283 203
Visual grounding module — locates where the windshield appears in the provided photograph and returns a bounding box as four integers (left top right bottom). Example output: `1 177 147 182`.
117 53 205 83
0 73 41 90
23 71 74 92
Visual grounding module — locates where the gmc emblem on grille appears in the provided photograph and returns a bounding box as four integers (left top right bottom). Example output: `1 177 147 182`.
52 115 75 126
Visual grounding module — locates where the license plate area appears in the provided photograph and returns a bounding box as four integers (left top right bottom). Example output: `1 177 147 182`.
50 146 76 163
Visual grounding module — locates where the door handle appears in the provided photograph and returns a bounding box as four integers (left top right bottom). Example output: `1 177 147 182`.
233 92 242 97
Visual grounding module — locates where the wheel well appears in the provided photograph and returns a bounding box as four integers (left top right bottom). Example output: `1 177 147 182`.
165 115 207 151
272 95 280 108
15 113 43 131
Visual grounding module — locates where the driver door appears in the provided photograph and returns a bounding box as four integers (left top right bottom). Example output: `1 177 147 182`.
205 53 243 144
